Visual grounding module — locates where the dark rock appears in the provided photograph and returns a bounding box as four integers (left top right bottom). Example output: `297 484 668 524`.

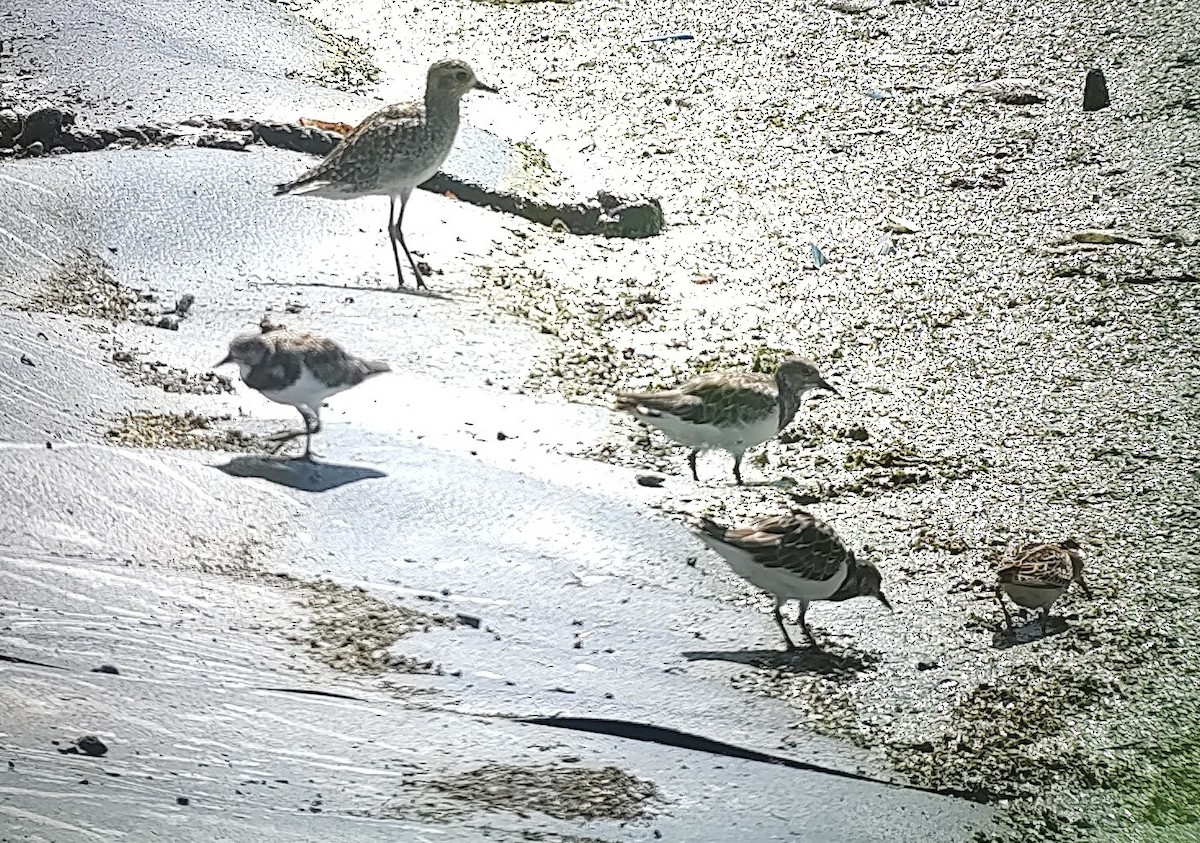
49 146 69 156
196 129 254 151
114 125 150 145
455 613 482 629
843 425 870 442
176 796 190 806
496 431 509 441
16 106 74 148
91 664 120 674
156 315 180 331
0 108 21 148
23 141 44 157
595 190 665 238
917 659 940 671
96 128 120 146
214 117 253 132
75 736 108 757
635 473 665 488
137 124 164 142
174 294 195 316
253 121 339 157
1083 68 1111 112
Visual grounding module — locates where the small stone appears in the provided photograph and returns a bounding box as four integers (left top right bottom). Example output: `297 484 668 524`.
174 293 195 316
19 354 34 366
114 125 150 144
91 664 120 674
635 473 665 488
196 129 254 151
156 315 180 331
75 736 108 757
917 659 940 671
1083 68 1111 112
496 431 509 441
0 108 21 148
455 613 482 629
176 796 189 806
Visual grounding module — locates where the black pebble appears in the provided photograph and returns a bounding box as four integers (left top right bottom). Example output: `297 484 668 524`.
455 613 481 629
91 664 120 675
75 736 108 757
1084 68 1111 112
176 796 189 806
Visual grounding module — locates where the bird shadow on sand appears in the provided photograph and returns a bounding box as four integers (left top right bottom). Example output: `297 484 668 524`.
215 455 386 492
990 617 1070 650
255 279 453 302
683 646 878 678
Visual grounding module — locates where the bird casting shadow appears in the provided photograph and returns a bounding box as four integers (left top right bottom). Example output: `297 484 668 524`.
255 278 453 302
684 646 877 677
990 616 1070 650
215 455 386 492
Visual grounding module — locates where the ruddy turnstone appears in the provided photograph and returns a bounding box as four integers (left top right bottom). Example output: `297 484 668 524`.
995 539 1092 633
613 356 837 484
215 329 390 459
694 510 891 651
274 58 497 290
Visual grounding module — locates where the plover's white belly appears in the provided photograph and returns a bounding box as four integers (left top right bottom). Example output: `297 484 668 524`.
248 367 345 409
700 537 847 602
646 412 779 454
1002 583 1064 610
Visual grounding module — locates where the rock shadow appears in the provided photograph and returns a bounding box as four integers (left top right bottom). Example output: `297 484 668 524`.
215 454 386 492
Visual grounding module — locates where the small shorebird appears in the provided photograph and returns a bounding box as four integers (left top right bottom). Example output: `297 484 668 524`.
694 510 891 651
995 539 1092 634
274 58 497 290
613 356 837 484
216 327 390 459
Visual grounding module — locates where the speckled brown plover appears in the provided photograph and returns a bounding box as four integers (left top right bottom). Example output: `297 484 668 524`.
995 539 1092 634
694 510 892 651
274 58 498 290
613 357 838 484
216 329 390 459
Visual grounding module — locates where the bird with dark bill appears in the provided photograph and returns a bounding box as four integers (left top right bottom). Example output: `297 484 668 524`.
614 356 838 484
216 327 390 459
274 58 497 290
694 509 892 651
995 539 1092 634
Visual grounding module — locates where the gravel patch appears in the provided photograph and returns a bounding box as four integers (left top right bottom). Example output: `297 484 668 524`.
105 411 270 452
382 761 660 823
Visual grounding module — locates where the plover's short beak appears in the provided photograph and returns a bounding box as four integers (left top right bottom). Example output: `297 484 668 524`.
474 80 499 94
818 378 840 397
878 593 894 612
214 353 234 368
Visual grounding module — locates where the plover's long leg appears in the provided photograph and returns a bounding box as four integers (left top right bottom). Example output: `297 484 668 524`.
732 453 745 486
299 405 322 461
996 587 1016 632
1075 575 1093 600
387 196 407 289
797 601 822 650
687 449 699 482
389 191 427 290
772 597 797 651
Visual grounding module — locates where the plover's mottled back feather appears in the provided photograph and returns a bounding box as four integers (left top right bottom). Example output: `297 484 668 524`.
616 372 779 429
274 103 429 197
699 512 851 582
995 539 1091 634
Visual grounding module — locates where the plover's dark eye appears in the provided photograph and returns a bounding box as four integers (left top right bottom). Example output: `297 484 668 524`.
455 70 468 82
